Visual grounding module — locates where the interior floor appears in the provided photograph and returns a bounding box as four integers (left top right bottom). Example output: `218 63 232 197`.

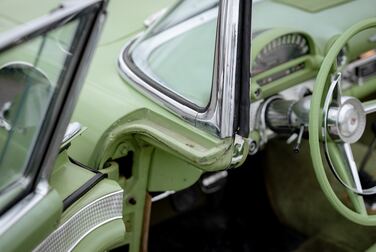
148 152 305 252
148 137 376 252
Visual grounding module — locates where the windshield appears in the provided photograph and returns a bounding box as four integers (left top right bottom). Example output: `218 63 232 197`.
126 0 219 109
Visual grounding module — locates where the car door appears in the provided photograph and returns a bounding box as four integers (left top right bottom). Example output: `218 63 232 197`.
0 1 126 251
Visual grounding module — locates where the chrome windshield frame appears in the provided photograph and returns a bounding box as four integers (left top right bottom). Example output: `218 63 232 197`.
118 0 242 138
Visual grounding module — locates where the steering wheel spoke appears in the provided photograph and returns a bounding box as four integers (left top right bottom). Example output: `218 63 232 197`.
332 73 343 106
309 18 376 225
327 141 368 215
341 143 363 191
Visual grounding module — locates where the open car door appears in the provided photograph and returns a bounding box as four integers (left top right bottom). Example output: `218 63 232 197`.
0 1 125 251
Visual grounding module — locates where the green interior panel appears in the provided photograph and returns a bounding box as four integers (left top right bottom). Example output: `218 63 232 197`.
0 0 59 32
252 0 375 54
72 218 126 252
274 0 352 13
148 148 203 192
0 190 62 252
50 150 123 221
50 151 97 200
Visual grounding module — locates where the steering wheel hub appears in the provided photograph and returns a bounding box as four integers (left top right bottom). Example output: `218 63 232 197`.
328 97 366 143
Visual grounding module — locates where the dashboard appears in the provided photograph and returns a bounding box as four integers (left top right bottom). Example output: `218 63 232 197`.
250 27 376 100
249 0 376 153
250 30 316 99
252 32 310 77
249 0 376 102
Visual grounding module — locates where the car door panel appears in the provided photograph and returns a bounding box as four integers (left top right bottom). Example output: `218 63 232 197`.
0 189 62 252
0 1 123 251
35 151 125 251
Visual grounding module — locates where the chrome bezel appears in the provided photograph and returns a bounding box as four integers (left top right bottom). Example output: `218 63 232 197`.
118 0 241 138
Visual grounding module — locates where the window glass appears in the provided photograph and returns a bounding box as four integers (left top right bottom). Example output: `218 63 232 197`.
127 0 219 108
0 16 86 192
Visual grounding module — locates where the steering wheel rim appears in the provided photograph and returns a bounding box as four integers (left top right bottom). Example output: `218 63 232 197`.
309 18 376 225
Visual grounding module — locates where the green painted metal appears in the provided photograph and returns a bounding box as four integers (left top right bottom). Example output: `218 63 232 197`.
0 0 59 31
309 18 376 225
98 0 176 45
60 181 126 251
2 0 375 250
252 55 319 99
274 0 351 13
148 148 203 192
343 78 376 100
72 219 126 252
122 145 154 252
60 177 124 223
47 150 126 251
50 151 96 200
250 0 375 100
0 190 62 252
252 0 375 54
76 107 234 172
99 161 120 181
366 242 376 252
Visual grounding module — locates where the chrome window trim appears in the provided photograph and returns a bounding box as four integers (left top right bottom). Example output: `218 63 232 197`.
131 7 218 99
118 0 241 138
0 0 102 51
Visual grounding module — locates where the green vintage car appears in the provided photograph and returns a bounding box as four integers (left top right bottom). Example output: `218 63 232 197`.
1 0 376 251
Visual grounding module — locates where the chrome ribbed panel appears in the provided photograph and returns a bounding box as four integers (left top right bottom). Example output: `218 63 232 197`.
33 190 123 252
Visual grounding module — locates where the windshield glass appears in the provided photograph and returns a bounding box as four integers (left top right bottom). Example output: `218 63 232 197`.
126 0 219 109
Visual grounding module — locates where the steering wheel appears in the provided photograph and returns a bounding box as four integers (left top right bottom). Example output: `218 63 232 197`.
309 18 376 225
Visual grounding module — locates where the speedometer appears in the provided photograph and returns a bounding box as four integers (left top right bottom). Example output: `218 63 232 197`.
252 33 310 75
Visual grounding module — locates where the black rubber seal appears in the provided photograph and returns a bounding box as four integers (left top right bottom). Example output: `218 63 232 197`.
234 0 252 137
62 157 107 211
68 156 100 174
62 172 106 211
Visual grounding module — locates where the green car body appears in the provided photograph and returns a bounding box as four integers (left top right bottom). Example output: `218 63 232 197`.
0 0 376 251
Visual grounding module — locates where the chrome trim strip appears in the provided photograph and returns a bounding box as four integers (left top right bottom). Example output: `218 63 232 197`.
152 191 175 202
144 8 168 28
118 0 241 138
62 122 82 143
209 0 240 138
33 190 124 252
343 143 363 192
118 49 198 124
0 0 102 52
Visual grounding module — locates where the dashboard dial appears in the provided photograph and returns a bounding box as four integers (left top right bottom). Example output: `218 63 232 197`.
252 33 310 75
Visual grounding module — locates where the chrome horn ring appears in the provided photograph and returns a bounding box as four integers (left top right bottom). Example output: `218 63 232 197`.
323 73 376 195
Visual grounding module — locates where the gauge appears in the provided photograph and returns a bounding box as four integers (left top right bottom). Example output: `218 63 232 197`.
252 33 310 75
